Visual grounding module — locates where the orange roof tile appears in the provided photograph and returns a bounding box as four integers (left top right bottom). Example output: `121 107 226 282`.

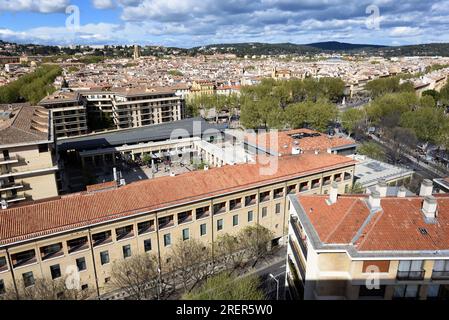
0 154 355 246
297 194 449 252
246 129 356 156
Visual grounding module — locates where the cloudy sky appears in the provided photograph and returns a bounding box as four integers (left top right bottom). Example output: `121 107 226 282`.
0 0 448 47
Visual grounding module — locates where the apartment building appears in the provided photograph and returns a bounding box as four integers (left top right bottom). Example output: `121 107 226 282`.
0 153 355 297
39 88 186 136
286 179 449 300
110 88 185 129
0 105 58 205
39 91 88 138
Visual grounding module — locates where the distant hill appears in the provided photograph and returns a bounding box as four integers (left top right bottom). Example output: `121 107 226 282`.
190 42 321 56
305 41 386 51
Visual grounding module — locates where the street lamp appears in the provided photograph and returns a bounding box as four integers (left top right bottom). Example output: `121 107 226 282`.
155 268 162 300
269 273 280 301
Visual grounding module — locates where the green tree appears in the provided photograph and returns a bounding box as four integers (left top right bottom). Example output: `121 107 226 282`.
182 273 265 300
400 107 447 144
307 100 338 132
357 142 386 161
341 108 365 137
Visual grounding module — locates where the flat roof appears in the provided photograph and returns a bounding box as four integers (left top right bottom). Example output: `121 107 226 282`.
57 117 227 152
0 153 356 247
351 155 414 187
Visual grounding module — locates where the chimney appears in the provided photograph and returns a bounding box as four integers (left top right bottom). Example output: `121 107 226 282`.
422 196 438 219
1 200 8 210
419 179 433 197
376 179 388 198
314 150 319 155
328 182 339 205
368 191 381 209
397 186 407 198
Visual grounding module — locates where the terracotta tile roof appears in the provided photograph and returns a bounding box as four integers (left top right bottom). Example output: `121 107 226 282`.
297 194 449 252
246 129 356 156
0 154 355 246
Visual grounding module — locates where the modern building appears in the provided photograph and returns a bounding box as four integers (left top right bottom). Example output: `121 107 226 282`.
56 117 226 169
350 155 414 192
109 87 185 130
0 105 59 205
0 153 355 297
286 179 449 300
40 88 186 136
39 91 88 138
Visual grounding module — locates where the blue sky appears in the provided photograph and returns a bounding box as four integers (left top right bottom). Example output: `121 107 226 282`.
0 0 448 47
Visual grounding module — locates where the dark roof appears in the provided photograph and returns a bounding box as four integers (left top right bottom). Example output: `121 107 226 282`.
57 117 227 152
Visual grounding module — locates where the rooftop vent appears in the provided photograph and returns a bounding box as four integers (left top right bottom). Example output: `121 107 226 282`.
327 182 339 205
368 191 381 210
376 179 388 198
397 186 407 198
422 196 437 220
419 179 433 197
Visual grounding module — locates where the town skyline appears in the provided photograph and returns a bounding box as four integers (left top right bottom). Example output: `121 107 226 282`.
1 0 449 47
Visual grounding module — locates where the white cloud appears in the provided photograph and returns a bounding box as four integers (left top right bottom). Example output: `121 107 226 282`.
92 0 116 9
0 0 70 13
389 26 423 37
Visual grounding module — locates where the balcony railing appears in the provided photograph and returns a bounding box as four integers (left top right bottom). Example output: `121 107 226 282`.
396 270 425 281
92 235 112 247
158 219 174 230
0 156 19 165
12 256 37 268
289 238 306 281
290 218 308 259
431 271 449 280
0 182 24 192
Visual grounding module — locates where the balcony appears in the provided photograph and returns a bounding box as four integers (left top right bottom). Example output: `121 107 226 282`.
229 199 242 211
137 221 155 235
158 217 175 230
40 243 64 261
289 239 306 281
287 185 297 195
0 182 24 192
290 218 308 259
213 203 226 215
115 226 134 241
396 270 425 281
196 207 210 220
274 188 284 199
259 192 270 203
245 196 257 207
0 156 19 165
11 250 37 268
311 180 321 189
92 231 113 247
431 271 449 280
67 237 89 254
178 211 193 225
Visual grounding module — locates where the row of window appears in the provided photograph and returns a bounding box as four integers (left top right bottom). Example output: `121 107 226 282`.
358 284 449 300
